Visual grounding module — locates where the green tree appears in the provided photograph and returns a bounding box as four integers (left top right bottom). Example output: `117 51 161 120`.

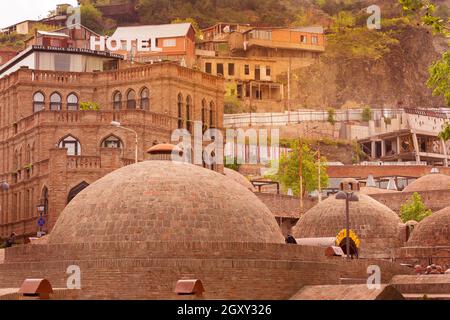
439 123 450 141
269 140 328 196
172 17 203 40
400 0 450 106
400 192 432 222
81 3 104 33
332 10 356 31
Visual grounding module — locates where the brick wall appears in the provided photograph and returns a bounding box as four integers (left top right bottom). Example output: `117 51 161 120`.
328 165 450 179
0 241 412 300
0 63 225 239
371 190 450 213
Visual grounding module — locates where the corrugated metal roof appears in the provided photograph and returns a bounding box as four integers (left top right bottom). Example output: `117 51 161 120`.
37 31 70 38
110 23 192 40
292 26 324 34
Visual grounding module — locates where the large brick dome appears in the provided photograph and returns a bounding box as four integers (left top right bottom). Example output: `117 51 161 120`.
223 168 256 192
403 173 450 192
406 206 450 247
49 161 284 244
293 194 404 257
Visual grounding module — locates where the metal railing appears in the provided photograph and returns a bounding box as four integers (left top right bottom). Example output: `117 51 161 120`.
224 108 405 127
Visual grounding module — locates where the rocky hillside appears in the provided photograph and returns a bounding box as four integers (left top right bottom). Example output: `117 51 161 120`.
292 23 448 109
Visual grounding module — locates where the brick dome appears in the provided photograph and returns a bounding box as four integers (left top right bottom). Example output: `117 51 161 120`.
49 161 284 244
403 173 450 192
293 194 404 256
223 168 256 192
360 186 399 195
406 206 450 247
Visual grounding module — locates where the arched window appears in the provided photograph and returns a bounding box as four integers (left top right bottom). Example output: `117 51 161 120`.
102 135 123 149
67 93 79 111
58 135 81 156
127 89 136 109
50 92 62 111
177 93 184 129
113 91 122 110
33 92 45 113
140 87 149 110
186 95 192 132
210 101 216 128
67 181 89 204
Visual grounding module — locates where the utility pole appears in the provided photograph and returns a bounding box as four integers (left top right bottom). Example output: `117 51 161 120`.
287 57 291 124
317 145 322 202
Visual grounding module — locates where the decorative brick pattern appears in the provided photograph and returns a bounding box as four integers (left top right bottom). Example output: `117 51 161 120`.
406 206 450 247
49 161 285 244
293 194 405 258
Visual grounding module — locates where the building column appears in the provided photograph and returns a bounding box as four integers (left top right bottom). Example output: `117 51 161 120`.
396 136 402 162
381 139 386 157
371 140 376 159
412 132 421 164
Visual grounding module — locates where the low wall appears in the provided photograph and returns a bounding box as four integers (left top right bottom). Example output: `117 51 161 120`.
328 165 450 179
396 246 450 266
371 190 450 213
0 242 412 300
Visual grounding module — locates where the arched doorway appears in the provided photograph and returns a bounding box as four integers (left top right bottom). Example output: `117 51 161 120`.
67 182 89 204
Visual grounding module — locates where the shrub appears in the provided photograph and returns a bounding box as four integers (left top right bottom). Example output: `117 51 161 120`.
362 106 373 121
327 108 336 125
80 102 100 111
400 192 432 223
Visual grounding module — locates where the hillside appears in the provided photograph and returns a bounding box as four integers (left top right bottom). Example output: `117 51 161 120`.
291 23 448 109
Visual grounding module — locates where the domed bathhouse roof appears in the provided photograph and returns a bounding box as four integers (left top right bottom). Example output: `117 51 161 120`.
360 186 399 195
403 173 450 193
293 193 404 258
223 168 256 192
49 161 285 244
406 206 450 248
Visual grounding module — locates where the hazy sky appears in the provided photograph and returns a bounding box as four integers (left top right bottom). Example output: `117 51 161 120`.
0 0 78 29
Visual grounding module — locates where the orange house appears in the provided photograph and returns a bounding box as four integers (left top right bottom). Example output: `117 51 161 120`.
108 23 196 66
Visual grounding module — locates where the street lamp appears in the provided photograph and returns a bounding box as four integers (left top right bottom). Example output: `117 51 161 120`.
336 178 360 260
111 121 138 163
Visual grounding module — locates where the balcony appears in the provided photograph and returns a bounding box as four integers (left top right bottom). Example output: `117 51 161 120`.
6 110 175 139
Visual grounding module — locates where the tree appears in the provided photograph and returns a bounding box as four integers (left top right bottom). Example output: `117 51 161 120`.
400 0 450 106
80 3 104 33
172 17 203 40
400 192 432 222
269 140 328 196
439 123 450 141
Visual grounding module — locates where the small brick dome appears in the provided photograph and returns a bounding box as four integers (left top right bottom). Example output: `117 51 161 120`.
293 194 404 256
406 206 450 247
403 173 450 193
49 161 284 244
223 168 256 192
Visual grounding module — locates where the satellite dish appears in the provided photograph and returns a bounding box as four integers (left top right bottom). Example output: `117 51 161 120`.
223 25 231 33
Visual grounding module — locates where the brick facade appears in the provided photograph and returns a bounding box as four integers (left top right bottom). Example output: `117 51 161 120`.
0 63 224 240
